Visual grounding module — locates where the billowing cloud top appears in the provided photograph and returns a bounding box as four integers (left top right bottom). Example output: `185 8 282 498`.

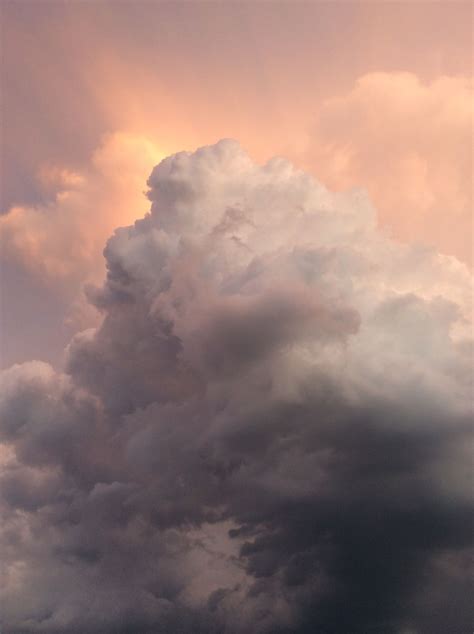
1 140 472 634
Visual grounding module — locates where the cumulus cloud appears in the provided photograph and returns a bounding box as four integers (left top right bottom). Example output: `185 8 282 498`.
1 140 472 633
306 72 473 265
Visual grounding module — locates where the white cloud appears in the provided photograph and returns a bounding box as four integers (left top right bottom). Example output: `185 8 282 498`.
1 140 472 633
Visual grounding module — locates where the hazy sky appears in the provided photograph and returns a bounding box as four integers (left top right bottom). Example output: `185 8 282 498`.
0 3 473 634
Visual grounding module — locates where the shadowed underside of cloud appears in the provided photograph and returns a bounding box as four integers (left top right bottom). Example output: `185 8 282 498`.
1 140 472 634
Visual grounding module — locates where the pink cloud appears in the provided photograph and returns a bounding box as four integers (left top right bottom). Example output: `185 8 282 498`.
305 72 473 264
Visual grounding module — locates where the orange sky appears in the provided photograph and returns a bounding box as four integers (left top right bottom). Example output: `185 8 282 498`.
1 0 472 368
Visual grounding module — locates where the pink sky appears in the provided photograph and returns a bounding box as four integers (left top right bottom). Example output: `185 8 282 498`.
1 0 472 367
0 6 473 633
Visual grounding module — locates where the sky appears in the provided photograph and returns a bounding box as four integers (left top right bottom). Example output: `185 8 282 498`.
0 2 473 634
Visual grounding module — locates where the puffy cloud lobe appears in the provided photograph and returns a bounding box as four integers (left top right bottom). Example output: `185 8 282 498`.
306 72 473 265
0 362 103 478
1 140 472 633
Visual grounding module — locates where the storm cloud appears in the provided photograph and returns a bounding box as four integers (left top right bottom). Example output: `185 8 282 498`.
1 140 472 634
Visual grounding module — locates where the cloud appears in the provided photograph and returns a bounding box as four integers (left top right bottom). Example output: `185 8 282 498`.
1 140 472 633
0 132 163 290
305 72 473 265
0 133 165 366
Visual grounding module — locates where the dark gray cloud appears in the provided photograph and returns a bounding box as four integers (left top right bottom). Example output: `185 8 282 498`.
1 140 472 634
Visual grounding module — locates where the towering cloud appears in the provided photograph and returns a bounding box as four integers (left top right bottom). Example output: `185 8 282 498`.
1 141 472 633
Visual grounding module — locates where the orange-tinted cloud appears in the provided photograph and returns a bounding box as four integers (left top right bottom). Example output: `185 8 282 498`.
1 133 164 289
305 72 473 264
